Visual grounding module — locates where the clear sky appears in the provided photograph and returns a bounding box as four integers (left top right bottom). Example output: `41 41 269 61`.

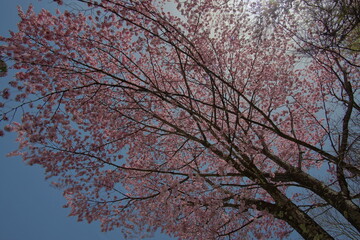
0 1 173 239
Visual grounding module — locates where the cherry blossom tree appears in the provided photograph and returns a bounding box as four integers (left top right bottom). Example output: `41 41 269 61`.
0 0 359 239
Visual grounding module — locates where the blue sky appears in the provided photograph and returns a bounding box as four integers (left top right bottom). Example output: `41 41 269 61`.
0 1 173 239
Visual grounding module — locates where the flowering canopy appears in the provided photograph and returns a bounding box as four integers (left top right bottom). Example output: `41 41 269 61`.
1 0 359 239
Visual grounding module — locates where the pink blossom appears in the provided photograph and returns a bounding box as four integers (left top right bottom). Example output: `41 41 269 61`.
2 88 10 99
4 124 13 132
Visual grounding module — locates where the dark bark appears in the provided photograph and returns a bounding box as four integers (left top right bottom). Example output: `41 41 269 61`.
289 171 360 233
226 198 334 240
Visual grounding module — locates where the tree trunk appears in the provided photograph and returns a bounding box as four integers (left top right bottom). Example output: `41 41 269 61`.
229 198 334 239
265 191 334 239
273 201 334 240
291 171 360 233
